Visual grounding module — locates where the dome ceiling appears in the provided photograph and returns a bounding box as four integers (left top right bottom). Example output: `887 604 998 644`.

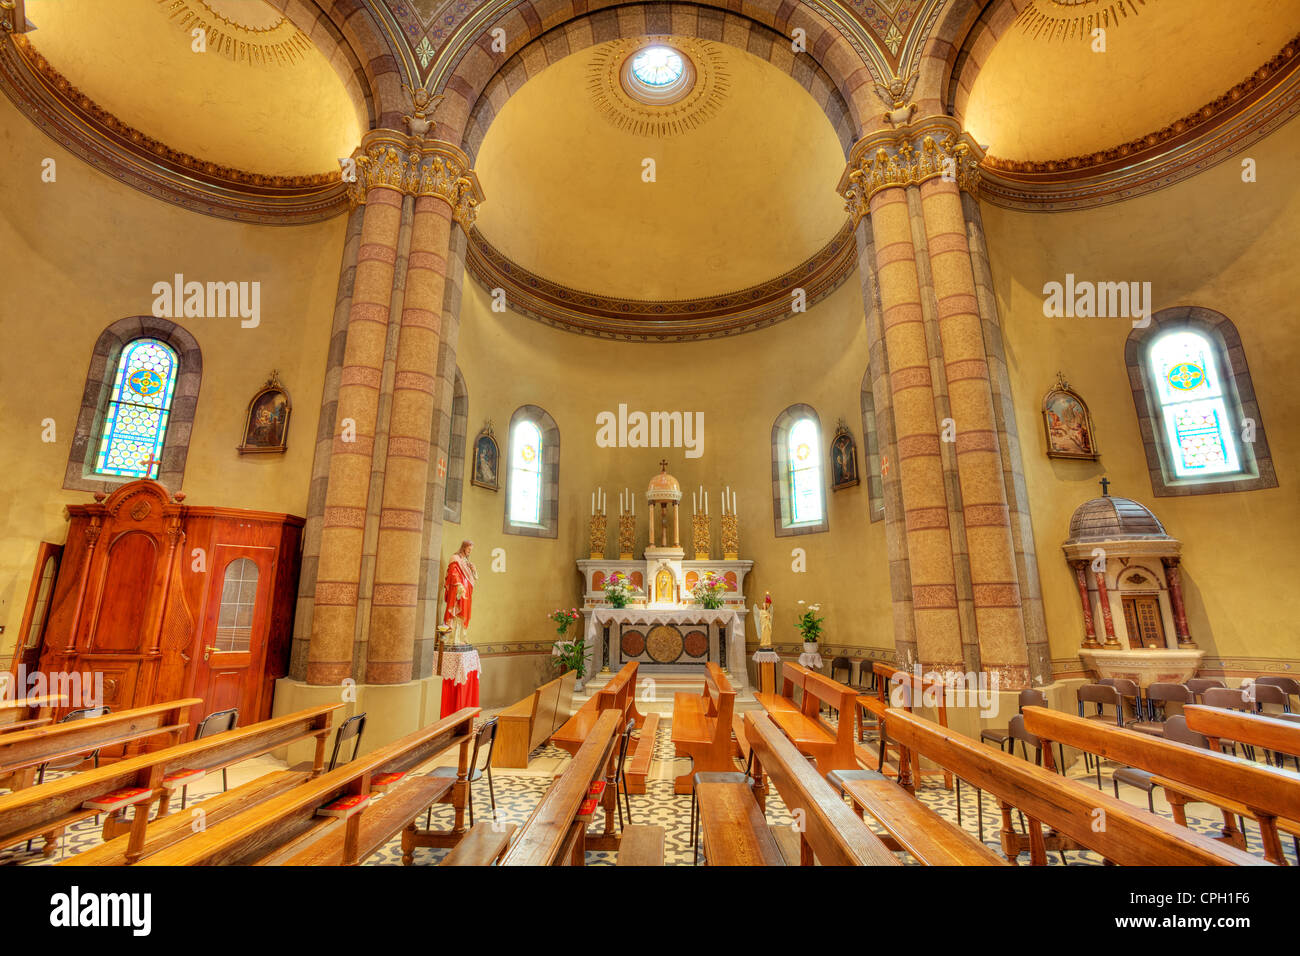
471 38 849 302
21 0 363 177
964 0 1300 164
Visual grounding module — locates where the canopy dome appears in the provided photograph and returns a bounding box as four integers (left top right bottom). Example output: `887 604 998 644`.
647 462 681 501
1066 496 1169 543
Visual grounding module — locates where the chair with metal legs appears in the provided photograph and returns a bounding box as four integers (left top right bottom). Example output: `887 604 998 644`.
614 718 637 828
427 716 498 829
180 708 238 810
29 707 109 853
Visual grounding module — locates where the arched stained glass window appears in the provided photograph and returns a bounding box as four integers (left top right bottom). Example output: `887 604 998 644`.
788 417 823 524
1148 330 1241 478
94 338 178 479
509 419 544 526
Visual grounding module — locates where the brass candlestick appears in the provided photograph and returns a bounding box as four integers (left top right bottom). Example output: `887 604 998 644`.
588 514 607 559
618 514 635 560
692 514 710 560
721 513 739 560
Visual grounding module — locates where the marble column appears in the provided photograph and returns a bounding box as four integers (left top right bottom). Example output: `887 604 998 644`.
920 176 1030 689
864 183 964 675
1071 560 1100 648
1093 567 1120 647
1162 556 1195 647
307 129 483 686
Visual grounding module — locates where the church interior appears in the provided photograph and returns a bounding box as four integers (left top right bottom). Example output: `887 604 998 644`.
1 0 1299 877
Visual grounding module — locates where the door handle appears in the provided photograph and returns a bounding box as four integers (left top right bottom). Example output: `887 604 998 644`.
203 644 219 661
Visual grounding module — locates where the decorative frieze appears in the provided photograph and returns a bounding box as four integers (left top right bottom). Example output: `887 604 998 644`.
839 116 983 225
346 130 484 229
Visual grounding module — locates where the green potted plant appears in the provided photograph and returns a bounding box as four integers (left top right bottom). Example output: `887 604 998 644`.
549 607 587 684
796 600 824 652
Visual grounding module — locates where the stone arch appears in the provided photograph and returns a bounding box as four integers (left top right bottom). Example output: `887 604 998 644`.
458 3 861 160
65 316 202 495
430 0 883 154
1126 306 1277 497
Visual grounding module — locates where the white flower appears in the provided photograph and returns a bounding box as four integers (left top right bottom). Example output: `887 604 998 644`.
797 600 805 605
810 604 822 611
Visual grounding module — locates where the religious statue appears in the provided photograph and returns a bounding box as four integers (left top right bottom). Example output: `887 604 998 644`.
752 591 773 648
443 539 477 645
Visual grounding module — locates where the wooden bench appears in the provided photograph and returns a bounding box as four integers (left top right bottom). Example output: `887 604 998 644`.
139 707 480 867
0 693 67 725
743 710 900 866
616 824 664 866
1025 704 1300 864
496 708 623 866
888 707 1264 865
61 769 312 865
670 663 737 793
439 821 518 865
623 712 659 795
0 703 339 862
757 667 858 775
491 671 575 768
695 776 786 866
753 659 809 716
0 718 51 735
827 768 1005 865
1185 704 1300 762
0 698 200 793
550 662 644 757
858 662 953 790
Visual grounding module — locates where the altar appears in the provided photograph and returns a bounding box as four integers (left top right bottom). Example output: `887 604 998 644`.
576 462 753 691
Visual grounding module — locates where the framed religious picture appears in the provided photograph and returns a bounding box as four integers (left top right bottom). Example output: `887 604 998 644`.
1042 373 1099 460
237 372 291 455
471 422 499 491
830 420 860 490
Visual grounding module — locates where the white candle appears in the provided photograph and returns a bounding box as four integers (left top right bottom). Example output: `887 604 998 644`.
732 490 737 516
705 491 709 516
591 492 594 516
693 492 697 512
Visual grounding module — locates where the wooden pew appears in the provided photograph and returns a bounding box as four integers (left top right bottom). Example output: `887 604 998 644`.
695 775 786 865
1024 705 1300 864
756 666 858 775
0 718 51 735
742 710 900 866
550 662 644 757
491 671 575 768
497 708 622 866
439 821 518 865
859 662 953 790
616 824 664 866
623 712 660 795
0 698 200 792
753 660 809 715
670 663 737 793
1185 704 1300 761
828 768 1005 865
889 708 1264 865
0 693 67 725
0 704 338 862
140 708 480 867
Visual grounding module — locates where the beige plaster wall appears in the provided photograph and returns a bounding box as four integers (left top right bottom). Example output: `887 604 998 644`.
981 115 1300 676
0 91 345 661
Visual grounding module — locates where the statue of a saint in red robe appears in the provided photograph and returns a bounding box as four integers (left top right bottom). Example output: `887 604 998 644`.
443 540 477 644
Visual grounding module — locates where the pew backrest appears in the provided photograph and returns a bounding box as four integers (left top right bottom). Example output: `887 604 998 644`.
1185 704 1300 759
140 707 480 866
890 708 1264 865
704 663 735 728
742 710 899 866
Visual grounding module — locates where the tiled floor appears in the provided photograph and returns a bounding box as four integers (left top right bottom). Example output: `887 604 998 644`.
2 715 1291 867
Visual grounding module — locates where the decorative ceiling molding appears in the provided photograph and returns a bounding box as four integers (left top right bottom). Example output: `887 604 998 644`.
1012 0 1150 42
587 36 729 138
979 32 1300 210
0 33 347 223
154 0 314 67
465 221 858 340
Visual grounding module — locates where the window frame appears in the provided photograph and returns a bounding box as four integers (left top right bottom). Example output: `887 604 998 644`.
771 404 829 537
1127 307 1276 497
501 404 559 538
93 337 180 481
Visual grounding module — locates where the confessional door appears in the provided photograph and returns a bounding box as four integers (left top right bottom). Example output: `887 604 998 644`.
9 543 62 684
189 544 276 723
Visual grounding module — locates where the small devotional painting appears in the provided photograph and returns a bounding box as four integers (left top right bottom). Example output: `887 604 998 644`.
471 421 499 491
830 420 860 490
1042 373 1098 460
237 372 291 455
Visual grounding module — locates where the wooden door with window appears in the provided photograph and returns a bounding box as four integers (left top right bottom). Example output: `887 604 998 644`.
10 543 63 685
191 545 275 721
1122 595 1166 649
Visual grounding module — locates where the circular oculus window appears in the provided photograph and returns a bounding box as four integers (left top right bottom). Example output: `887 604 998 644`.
621 44 695 105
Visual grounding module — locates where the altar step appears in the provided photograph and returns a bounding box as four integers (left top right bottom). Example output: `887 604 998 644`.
573 670 759 717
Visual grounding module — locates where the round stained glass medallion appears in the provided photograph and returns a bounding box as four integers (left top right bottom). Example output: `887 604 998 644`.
631 47 683 87
795 443 811 461
521 444 536 461
1166 363 1205 391
128 368 164 396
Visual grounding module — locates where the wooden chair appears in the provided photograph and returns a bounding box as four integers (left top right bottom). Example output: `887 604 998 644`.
328 713 367 771
1255 676 1300 713
1111 715 1208 813
1131 683 1192 737
1100 677 1144 724
1187 678 1226 703
1202 687 1258 761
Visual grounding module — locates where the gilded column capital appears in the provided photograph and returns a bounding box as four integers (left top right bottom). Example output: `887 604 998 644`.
346 129 484 230
838 117 984 226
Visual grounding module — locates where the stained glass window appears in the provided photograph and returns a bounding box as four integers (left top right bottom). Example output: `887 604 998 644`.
1148 330 1240 478
509 420 543 526
631 47 684 87
94 338 178 479
788 417 823 523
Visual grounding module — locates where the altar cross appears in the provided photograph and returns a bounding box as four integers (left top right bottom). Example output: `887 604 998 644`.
1099 476 1111 496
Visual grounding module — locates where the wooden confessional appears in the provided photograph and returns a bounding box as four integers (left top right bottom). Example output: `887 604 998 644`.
22 480 303 740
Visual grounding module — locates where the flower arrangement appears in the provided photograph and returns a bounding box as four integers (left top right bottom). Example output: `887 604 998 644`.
796 600 824 646
691 570 728 610
549 607 586 678
604 571 638 608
